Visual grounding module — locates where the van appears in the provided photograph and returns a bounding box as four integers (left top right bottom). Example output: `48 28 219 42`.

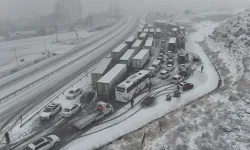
160 70 169 79
148 66 156 77
152 60 162 71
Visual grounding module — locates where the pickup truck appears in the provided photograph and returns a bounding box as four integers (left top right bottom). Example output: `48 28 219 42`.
72 102 113 130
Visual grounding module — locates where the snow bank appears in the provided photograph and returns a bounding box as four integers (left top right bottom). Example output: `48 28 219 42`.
61 22 219 150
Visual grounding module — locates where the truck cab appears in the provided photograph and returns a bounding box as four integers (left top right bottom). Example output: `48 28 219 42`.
148 66 156 77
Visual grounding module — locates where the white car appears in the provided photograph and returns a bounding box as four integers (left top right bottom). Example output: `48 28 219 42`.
22 135 60 150
160 70 169 79
61 104 81 117
66 88 83 100
172 75 184 84
40 103 62 120
157 56 164 62
166 64 174 71
167 58 174 65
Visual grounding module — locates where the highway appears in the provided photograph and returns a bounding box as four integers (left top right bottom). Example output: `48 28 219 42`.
0 17 138 138
0 18 128 102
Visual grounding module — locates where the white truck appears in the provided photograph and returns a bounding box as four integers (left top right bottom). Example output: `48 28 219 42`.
72 102 113 130
132 49 150 70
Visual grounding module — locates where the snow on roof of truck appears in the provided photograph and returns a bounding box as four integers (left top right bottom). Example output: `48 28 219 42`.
112 43 127 52
97 64 127 84
138 28 143 32
149 28 155 32
92 57 112 74
133 49 149 60
126 36 136 43
131 40 142 48
143 28 149 32
169 37 177 44
156 28 161 32
145 38 153 47
155 20 167 24
179 26 185 29
140 32 147 38
117 70 149 88
120 49 135 60
172 28 177 32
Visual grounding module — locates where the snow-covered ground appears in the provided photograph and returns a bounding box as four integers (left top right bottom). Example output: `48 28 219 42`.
101 11 250 150
0 29 99 73
60 19 220 150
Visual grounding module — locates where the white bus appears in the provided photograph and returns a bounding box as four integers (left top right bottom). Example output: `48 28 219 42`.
115 70 150 102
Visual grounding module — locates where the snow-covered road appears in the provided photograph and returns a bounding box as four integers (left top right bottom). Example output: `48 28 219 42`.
0 18 128 102
0 17 138 136
60 22 220 150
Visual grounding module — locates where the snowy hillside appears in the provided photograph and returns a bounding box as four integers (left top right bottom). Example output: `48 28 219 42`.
100 11 250 150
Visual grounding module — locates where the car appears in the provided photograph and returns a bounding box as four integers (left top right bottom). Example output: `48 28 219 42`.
171 75 184 84
167 51 173 58
160 47 165 53
159 53 164 57
61 104 81 117
157 56 164 62
66 88 83 100
160 70 169 79
167 58 174 65
178 82 194 91
40 103 62 120
166 64 174 71
22 135 60 150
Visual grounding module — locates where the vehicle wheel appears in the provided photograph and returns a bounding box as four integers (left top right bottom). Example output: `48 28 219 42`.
54 142 59 147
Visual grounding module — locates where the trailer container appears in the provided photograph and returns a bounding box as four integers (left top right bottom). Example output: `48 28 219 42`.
119 49 136 67
172 28 178 37
125 36 136 48
97 64 127 99
139 32 148 44
91 57 113 87
143 28 149 33
149 28 155 37
144 37 154 51
137 28 143 38
168 37 177 52
155 28 161 39
154 20 167 28
111 43 128 61
131 40 143 53
132 49 150 70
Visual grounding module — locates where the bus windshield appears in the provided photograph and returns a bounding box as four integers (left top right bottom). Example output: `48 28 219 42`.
116 87 125 92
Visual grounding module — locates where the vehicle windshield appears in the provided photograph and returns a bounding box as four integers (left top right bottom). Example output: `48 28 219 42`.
64 108 70 112
45 137 53 142
172 77 177 80
69 90 75 94
44 107 52 112
117 87 125 92
160 72 166 75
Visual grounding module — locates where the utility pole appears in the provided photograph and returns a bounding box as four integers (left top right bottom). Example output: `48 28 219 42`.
44 41 48 54
55 24 58 42
13 48 18 66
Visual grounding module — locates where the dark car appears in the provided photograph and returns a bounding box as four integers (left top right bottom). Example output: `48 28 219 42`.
178 82 194 91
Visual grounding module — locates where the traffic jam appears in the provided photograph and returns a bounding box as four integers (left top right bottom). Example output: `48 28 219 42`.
18 22 201 150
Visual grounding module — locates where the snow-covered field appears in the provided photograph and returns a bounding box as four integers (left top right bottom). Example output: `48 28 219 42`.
60 19 220 150
101 11 250 150
0 29 99 73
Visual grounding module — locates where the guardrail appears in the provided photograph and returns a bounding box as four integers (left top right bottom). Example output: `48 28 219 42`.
0 18 129 103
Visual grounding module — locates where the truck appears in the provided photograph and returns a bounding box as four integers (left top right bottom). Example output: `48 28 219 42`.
125 36 136 48
139 32 148 44
132 49 150 70
119 49 136 67
178 51 189 63
149 28 155 37
97 64 127 99
137 28 143 38
91 57 113 87
111 43 128 61
144 37 154 51
172 28 178 37
72 102 114 130
131 40 143 54
143 28 149 33
168 37 177 52
155 28 161 39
